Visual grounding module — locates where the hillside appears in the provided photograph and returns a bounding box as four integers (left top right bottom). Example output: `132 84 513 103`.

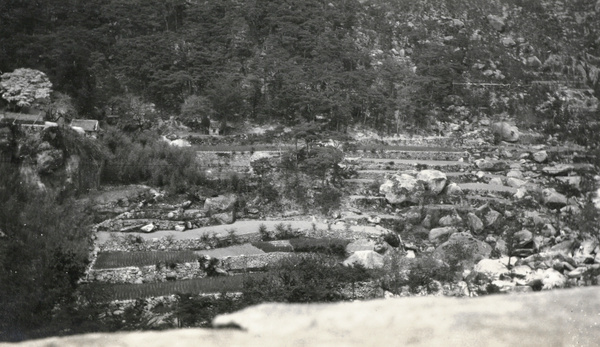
1 0 599 135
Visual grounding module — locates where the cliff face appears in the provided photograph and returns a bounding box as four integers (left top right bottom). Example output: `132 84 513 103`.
12 286 600 347
0 125 104 194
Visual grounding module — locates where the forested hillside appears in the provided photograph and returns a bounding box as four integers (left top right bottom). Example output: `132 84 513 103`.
1 0 599 132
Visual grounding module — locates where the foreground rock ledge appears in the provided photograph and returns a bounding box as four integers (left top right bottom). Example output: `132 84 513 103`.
10 287 600 347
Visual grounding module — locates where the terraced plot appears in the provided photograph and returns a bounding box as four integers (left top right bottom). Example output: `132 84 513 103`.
94 251 198 269
195 244 265 258
97 274 263 301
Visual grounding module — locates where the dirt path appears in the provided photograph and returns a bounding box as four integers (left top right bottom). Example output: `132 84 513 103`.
95 220 384 245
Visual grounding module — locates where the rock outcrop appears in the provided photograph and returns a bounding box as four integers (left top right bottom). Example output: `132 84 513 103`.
18 287 600 347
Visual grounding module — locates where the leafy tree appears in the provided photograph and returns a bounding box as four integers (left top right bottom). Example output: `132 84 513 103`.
0 68 52 110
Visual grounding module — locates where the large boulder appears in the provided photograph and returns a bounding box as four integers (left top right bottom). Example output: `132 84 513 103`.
416 170 447 195
380 174 423 204
343 251 384 269
491 122 519 142
204 194 238 213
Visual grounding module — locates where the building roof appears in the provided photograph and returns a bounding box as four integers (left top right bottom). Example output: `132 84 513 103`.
0 112 45 124
70 119 100 132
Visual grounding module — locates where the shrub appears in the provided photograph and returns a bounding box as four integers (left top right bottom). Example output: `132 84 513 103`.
313 186 342 215
258 223 271 241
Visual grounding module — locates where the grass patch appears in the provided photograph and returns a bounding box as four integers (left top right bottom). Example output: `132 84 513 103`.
251 241 294 253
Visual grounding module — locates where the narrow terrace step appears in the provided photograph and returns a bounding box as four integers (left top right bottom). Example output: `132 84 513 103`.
95 274 263 301
93 251 198 270
194 244 265 258
359 158 470 166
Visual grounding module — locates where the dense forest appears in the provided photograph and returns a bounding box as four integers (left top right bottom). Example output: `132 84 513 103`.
1 0 599 132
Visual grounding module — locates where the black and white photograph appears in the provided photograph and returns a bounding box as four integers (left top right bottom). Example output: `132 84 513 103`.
0 0 599 346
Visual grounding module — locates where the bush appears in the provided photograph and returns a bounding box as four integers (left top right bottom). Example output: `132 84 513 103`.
313 186 342 215
242 254 373 304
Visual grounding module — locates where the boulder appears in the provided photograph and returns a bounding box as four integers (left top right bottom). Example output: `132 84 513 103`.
501 37 517 47
507 177 526 188
491 122 519 142
513 229 534 248
446 182 463 195
473 259 510 281
140 223 156 233
484 209 502 227
343 251 384 269
526 268 567 290
204 194 238 213
506 170 523 178
438 214 463 227
526 56 542 69
475 159 509 172
433 232 493 267
542 188 567 209
487 14 506 32
380 174 423 205
489 177 504 186
532 150 548 163
467 212 484 233
213 212 235 225
429 227 457 245
416 170 447 195
542 164 574 176
556 176 581 190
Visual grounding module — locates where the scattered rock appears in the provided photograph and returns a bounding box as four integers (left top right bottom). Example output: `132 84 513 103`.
429 227 457 245
491 122 519 142
484 209 502 227
416 170 447 194
542 164 575 176
140 223 156 233
476 159 509 172
343 251 384 269
204 194 238 213
487 14 506 32
467 212 484 233
433 232 492 266
445 182 463 195
507 170 523 178
542 188 568 209
532 150 548 163
438 214 463 227
474 259 510 281
514 229 534 248
507 177 526 188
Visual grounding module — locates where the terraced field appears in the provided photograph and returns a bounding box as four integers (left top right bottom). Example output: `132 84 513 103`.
97 275 263 301
94 251 198 269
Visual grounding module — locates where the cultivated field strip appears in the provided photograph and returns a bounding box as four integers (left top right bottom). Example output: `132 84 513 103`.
94 251 199 269
194 244 266 258
99 275 263 301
